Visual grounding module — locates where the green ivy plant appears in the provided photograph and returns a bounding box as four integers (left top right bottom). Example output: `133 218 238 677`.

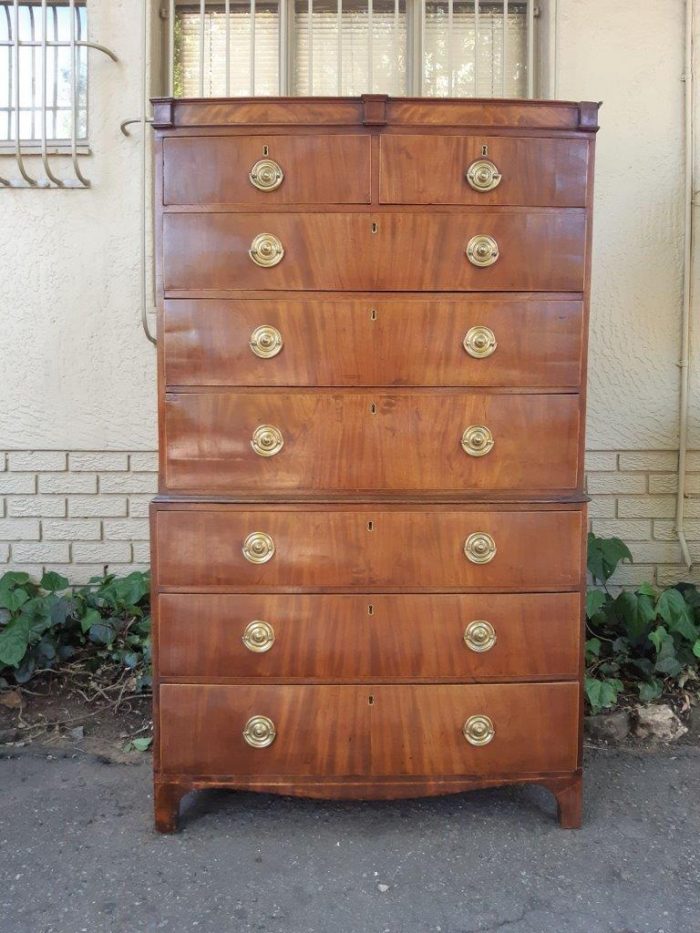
0 570 151 688
585 534 700 714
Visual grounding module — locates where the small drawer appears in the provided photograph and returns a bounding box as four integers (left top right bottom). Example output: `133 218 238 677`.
162 210 586 293
380 135 590 206
159 684 371 776
154 505 584 591
157 592 581 681
163 297 584 389
163 134 371 205
163 390 581 495
370 683 580 776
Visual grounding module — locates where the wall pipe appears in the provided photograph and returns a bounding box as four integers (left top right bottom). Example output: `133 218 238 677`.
676 0 695 570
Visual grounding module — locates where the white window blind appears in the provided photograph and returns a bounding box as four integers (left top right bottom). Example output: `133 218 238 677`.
172 0 532 98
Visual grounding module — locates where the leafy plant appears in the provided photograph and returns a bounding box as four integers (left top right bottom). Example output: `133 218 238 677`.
585 533 700 713
0 570 151 688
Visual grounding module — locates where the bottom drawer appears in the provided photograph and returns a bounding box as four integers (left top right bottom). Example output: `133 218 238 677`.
158 683 579 777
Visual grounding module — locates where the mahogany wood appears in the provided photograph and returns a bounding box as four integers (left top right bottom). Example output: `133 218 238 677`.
163 297 584 388
379 135 589 206
163 134 371 206
154 506 584 590
163 389 580 494
162 210 586 293
151 96 598 832
157 592 581 681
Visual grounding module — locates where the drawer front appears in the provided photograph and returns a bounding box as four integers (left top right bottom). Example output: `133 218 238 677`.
380 135 589 206
159 684 370 776
370 683 579 776
162 211 586 293
163 134 371 205
158 592 581 680
154 507 584 590
163 390 581 494
163 297 584 388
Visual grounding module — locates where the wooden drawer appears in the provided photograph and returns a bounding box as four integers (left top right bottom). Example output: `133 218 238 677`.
162 211 586 293
163 390 581 494
154 506 584 591
158 592 581 681
163 297 584 388
163 134 371 205
380 135 589 206
159 684 370 776
370 683 579 776
158 682 578 777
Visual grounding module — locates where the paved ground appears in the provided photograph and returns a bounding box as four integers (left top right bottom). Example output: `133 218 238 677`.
1 746 699 933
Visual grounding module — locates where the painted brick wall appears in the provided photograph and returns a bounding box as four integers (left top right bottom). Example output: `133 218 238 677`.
1 449 698 587
0 451 156 584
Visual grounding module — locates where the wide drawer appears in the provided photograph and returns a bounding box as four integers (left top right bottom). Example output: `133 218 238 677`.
379 135 589 206
154 506 584 590
163 134 371 205
158 682 579 777
163 390 581 494
370 683 579 776
159 684 370 776
157 592 581 680
163 297 584 388
162 211 586 293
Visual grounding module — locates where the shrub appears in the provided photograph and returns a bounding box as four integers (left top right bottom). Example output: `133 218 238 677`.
0 570 151 688
585 534 700 713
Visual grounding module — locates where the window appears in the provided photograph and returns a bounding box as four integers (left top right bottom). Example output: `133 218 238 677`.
0 0 87 146
171 0 532 99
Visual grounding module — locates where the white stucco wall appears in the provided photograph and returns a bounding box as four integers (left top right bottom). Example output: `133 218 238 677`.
0 0 697 454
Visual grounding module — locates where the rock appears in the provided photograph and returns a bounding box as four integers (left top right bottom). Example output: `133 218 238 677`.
631 704 688 742
69 726 85 740
377 884 389 893
585 710 631 743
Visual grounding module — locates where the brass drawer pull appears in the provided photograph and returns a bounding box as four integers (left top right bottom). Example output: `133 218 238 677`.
463 714 495 746
250 324 283 359
243 715 277 748
464 532 496 564
249 232 284 267
466 234 499 267
465 159 502 192
464 620 497 653
461 425 494 458
242 531 275 564
242 620 275 653
249 158 284 192
463 325 497 359
251 424 284 458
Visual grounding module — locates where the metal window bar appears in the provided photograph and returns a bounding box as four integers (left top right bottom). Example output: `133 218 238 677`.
169 0 534 101
0 0 117 188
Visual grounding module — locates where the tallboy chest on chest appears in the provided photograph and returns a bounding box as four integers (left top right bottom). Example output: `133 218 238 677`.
150 95 599 833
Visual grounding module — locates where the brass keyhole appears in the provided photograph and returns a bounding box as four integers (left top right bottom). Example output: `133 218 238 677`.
370 403 377 414
370 308 377 321
371 222 378 234
367 521 374 531
262 144 269 156
481 144 488 156
368 695 375 705
368 604 374 615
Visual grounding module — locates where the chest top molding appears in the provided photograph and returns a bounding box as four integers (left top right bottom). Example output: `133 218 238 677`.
151 96 601 134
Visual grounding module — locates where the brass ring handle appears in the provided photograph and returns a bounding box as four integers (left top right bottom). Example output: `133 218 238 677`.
250 324 283 359
466 234 499 267
464 620 497 653
249 233 284 268
463 325 497 359
251 424 284 458
249 158 284 192
242 531 275 564
464 532 497 564
463 714 495 746
242 620 275 653
243 715 277 748
461 425 494 458
465 159 502 192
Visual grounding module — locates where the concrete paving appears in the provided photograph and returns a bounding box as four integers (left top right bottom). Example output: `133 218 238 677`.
1 745 699 933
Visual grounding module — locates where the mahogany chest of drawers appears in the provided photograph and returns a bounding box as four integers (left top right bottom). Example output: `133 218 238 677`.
150 95 599 832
